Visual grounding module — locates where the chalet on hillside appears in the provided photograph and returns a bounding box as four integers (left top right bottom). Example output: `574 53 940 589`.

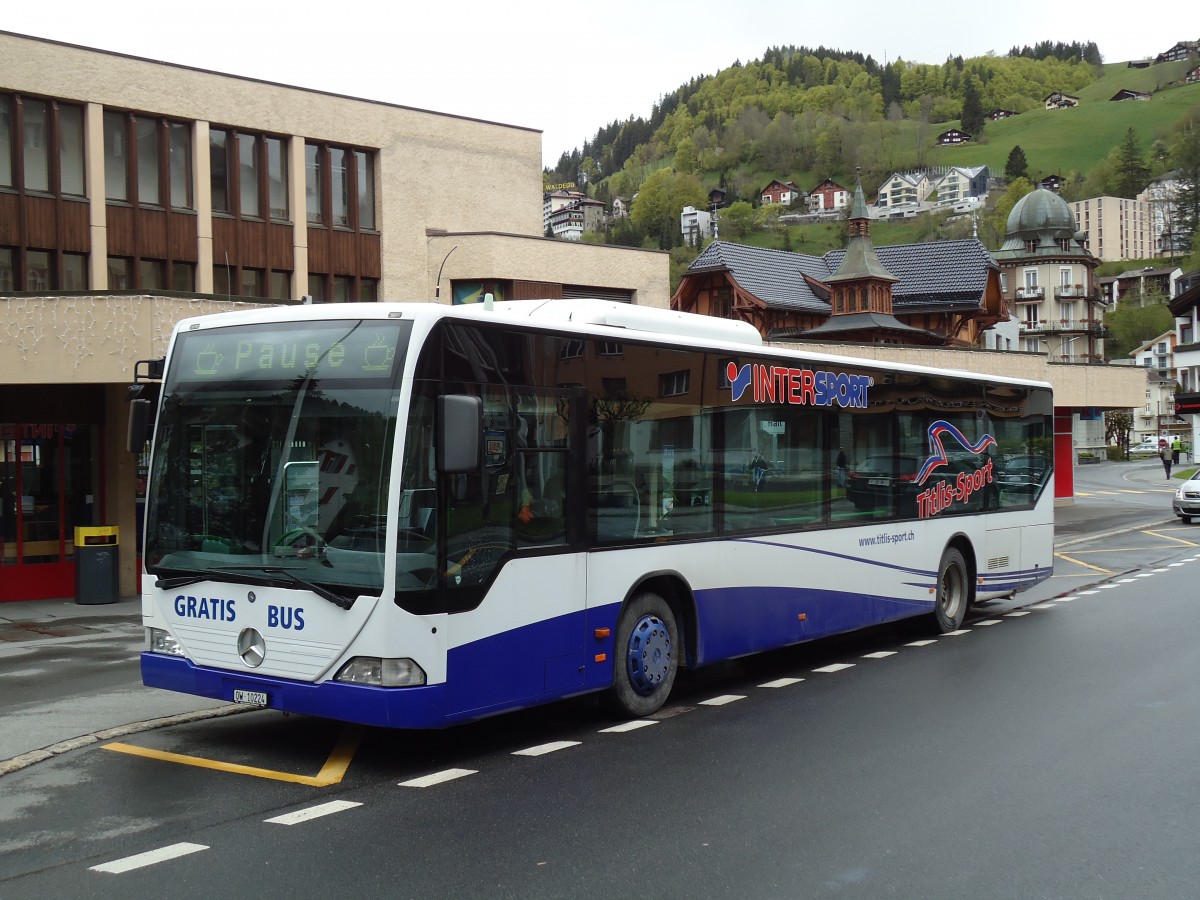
986 109 1017 121
1044 91 1080 109
1111 89 1152 101
760 180 803 205
1128 59 1152 69
1156 41 1198 63
1187 64 1200 84
808 178 848 212
1038 174 1065 192
937 129 971 145
707 188 727 210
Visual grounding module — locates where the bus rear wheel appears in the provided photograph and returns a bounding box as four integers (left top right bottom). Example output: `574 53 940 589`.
934 547 970 633
608 592 678 718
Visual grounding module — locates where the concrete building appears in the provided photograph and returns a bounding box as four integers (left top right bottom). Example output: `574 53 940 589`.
0 31 668 602
1071 195 1156 263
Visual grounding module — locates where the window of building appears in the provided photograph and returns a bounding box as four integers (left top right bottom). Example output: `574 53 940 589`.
357 151 375 229
108 256 131 290
22 99 50 193
0 94 85 197
171 262 195 292
104 111 128 201
210 127 230 213
138 259 164 290
169 122 191 209
0 248 13 290
269 270 289 300
63 253 86 290
59 104 84 197
238 133 260 218
358 278 377 301
26 250 51 291
1059 267 1072 287
212 127 289 222
267 137 288 220
0 102 11 188
105 111 192 209
240 267 263 297
305 141 376 231
305 144 321 224
660 370 690 397
136 116 160 206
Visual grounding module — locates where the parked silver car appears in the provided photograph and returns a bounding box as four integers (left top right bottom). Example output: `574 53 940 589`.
1173 472 1200 524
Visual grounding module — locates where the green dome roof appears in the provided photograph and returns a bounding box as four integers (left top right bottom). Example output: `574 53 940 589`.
1006 187 1077 235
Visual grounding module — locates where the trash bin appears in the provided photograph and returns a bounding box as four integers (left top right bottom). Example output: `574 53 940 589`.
75 526 119 605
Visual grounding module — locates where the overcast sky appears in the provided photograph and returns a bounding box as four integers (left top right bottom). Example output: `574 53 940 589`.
5 1 1192 167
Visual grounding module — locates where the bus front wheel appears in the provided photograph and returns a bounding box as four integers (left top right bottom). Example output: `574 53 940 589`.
934 547 970 633
608 592 679 718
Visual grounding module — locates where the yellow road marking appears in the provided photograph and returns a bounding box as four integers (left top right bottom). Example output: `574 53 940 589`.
1053 552 1112 574
103 726 363 786
1142 529 1199 547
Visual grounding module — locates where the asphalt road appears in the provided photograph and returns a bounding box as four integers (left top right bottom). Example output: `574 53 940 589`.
1 458 1197 898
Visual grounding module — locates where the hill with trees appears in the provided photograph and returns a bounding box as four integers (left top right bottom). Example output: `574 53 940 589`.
543 41 1200 287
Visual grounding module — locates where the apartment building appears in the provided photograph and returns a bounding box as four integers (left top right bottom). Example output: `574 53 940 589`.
1071 195 1156 263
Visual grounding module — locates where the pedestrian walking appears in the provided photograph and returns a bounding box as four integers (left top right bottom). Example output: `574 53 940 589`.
1161 446 1173 479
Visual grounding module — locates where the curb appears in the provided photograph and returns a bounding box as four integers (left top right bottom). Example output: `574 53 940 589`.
0 704 252 779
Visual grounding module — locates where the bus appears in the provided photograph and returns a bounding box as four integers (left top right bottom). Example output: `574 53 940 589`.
131 298 1054 727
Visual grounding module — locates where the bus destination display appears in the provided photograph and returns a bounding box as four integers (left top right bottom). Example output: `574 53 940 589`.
173 321 407 383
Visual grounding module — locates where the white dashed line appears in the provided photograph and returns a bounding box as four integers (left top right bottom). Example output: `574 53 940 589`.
700 694 746 706
905 639 937 647
862 651 897 659
1117 578 1138 584
399 768 477 787
813 663 855 673
599 720 659 733
973 619 1002 626
90 843 208 874
1096 585 1120 590
1004 611 1031 617
513 741 580 757
265 800 362 825
759 677 804 688
1135 573 1155 578
944 629 972 635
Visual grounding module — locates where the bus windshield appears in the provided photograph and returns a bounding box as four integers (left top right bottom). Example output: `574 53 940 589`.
144 318 411 596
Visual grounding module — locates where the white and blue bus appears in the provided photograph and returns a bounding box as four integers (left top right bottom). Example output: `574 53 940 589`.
133 299 1054 727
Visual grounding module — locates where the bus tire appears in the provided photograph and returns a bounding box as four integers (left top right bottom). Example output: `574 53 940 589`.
608 592 678 718
933 547 970 633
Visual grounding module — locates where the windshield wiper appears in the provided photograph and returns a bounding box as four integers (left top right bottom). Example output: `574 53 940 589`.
155 565 355 610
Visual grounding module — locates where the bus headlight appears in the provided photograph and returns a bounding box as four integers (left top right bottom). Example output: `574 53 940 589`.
334 657 426 687
147 627 185 656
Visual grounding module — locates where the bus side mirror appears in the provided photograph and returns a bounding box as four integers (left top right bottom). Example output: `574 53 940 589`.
437 395 482 473
127 398 152 453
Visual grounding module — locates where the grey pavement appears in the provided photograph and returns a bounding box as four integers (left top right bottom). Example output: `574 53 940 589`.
0 462 1186 775
0 596 235 776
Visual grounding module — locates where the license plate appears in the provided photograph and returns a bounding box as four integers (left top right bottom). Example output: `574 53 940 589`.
868 478 889 486
233 689 269 708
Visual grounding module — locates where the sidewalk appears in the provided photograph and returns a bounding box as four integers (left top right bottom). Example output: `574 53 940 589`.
0 595 235 776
